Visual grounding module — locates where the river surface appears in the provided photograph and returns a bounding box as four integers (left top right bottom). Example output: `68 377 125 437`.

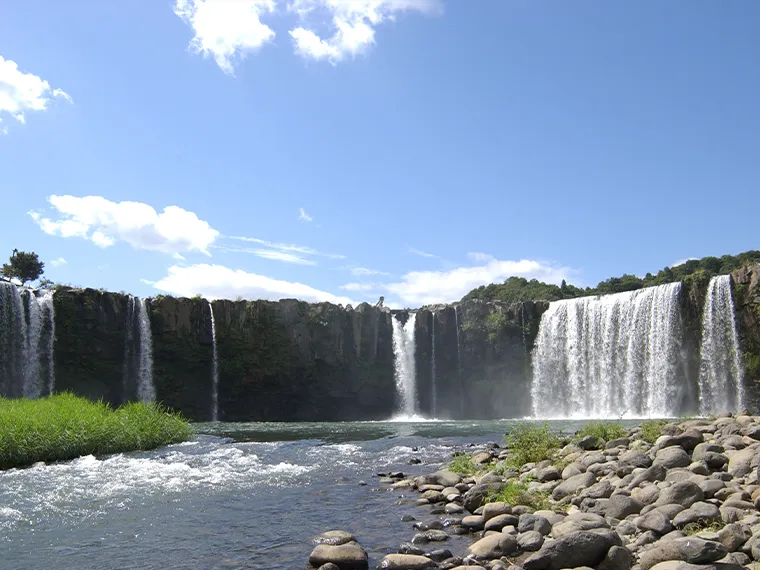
0 419 637 569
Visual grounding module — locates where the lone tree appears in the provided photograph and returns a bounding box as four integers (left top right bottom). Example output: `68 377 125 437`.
1 249 45 285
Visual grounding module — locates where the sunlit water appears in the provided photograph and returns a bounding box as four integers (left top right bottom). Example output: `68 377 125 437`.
0 419 640 569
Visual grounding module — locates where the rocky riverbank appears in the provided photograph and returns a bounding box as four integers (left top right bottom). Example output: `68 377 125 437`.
307 414 760 570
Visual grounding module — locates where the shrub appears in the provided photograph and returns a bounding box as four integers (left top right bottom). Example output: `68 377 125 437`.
448 453 479 475
576 421 627 442
488 480 551 510
641 420 668 444
505 422 560 467
0 393 192 470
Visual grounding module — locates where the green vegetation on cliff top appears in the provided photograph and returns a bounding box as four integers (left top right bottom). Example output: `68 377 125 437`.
0 394 192 470
463 250 760 303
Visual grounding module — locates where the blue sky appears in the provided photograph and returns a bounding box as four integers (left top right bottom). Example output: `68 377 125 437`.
1 0 758 308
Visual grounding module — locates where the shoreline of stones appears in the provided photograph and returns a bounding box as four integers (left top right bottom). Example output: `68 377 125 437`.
307 413 760 570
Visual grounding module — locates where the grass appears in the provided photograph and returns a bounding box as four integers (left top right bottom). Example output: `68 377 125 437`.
487 480 552 510
505 422 561 467
575 421 627 442
448 452 480 475
0 393 192 470
641 419 669 444
682 519 725 535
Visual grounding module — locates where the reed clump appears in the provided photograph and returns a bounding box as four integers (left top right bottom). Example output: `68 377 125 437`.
0 393 192 470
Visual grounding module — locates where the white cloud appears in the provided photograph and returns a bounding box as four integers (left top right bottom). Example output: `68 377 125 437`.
340 282 376 291
298 207 313 222
349 266 390 276
50 257 67 267
467 252 495 262
384 258 572 306
227 235 345 259
174 0 276 75
29 195 220 255
408 247 441 259
214 245 316 265
288 0 439 63
0 55 72 131
151 263 357 304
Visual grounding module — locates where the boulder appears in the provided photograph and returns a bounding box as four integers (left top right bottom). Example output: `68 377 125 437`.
562 463 584 479
581 479 614 499
619 449 653 469
467 533 517 559
606 494 644 519
672 502 721 528
517 530 544 551
537 466 560 482
637 537 727 570
727 446 759 476
377 554 438 569
628 464 668 488
655 481 704 508
632 485 660 505
636 510 674 535
523 530 620 570
717 523 751 551
482 502 511 522
484 514 519 532
698 479 726 499
309 543 369 570
313 531 358 546
517 514 552 536
552 472 596 500
672 429 704 453
551 512 609 537
598 545 633 570
577 436 604 450
463 484 503 513
654 447 692 469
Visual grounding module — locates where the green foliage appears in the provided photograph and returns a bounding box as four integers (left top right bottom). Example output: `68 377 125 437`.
487 480 551 510
576 421 627 442
505 422 561 467
745 353 760 377
0 393 192 470
37 278 56 289
641 419 668 444
448 453 479 475
1 249 45 285
682 519 725 535
462 250 760 303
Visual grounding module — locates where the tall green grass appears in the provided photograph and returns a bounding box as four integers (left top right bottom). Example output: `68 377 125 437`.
0 393 192 470
505 422 561 467
575 421 627 442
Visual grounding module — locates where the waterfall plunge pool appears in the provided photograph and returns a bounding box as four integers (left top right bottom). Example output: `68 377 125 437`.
0 418 649 569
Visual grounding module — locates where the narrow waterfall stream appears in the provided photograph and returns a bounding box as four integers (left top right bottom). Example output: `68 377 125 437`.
391 313 417 417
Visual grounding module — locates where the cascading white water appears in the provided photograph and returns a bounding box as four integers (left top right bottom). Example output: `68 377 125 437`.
391 313 418 416
124 296 155 403
531 283 684 418
209 300 219 422
698 275 744 414
430 314 437 417
0 282 55 398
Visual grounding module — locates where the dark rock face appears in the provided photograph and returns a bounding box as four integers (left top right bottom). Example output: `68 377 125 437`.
415 300 548 419
733 264 760 410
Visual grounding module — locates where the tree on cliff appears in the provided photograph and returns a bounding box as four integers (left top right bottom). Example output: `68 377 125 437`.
1 249 45 285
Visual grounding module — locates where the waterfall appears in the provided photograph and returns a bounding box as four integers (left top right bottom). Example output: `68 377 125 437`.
430 314 437 417
123 296 155 403
0 282 56 398
209 300 219 422
454 305 463 417
531 283 684 418
698 275 744 414
391 313 418 416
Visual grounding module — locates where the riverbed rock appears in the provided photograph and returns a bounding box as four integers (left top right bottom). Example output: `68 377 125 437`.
598 545 633 570
481 502 511 522
378 554 438 569
672 502 721 528
637 537 727 570
654 447 692 469
551 512 609 537
655 481 704 508
606 494 644 519
309 542 369 570
464 484 503 513
523 530 621 570
518 530 544 551
313 531 357 546
552 472 596 500
484 514 518 532
636 510 674 535
717 523 751 551
467 534 518 559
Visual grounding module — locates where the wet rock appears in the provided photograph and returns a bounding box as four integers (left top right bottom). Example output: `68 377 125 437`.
378 553 438 569
398 543 425 555
425 549 452 562
318 564 340 570
413 521 444 531
467 534 518 559
637 537 727 570
309 543 369 570
445 503 464 514
313 531 358 546
552 472 596 500
523 530 620 570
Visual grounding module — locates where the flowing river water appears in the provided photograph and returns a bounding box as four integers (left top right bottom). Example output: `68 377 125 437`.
1 419 640 569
